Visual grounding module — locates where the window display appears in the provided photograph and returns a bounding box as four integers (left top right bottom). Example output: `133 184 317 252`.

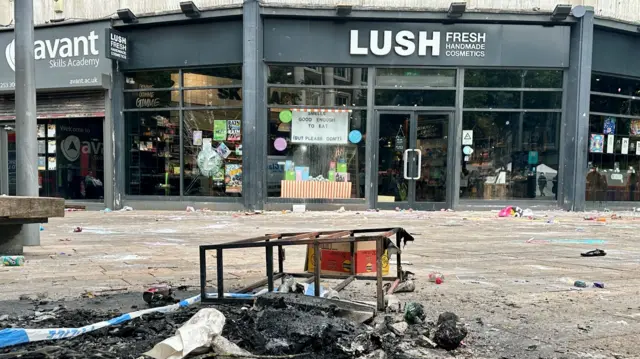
267 109 367 199
460 69 563 201
123 66 243 197
587 74 640 203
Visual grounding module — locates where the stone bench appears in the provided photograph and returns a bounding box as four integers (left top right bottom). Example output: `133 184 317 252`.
0 196 65 255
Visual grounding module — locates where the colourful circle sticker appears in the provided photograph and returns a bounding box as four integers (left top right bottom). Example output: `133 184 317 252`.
463 146 474 155
279 110 292 123
349 130 362 144
274 137 287 151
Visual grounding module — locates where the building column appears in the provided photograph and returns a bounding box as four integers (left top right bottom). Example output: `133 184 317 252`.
0 126 8 195
111 65 126 210
243 0 266 210
562 7 594 211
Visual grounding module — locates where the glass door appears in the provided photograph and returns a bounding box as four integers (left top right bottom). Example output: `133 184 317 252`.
376 111 454 210
414 113 452 206
377 113 412 207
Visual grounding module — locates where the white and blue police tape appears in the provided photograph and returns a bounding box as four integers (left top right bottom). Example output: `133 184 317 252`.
0 292 254 349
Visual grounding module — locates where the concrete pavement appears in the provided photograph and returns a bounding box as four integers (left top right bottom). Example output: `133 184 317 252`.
2 209 639 357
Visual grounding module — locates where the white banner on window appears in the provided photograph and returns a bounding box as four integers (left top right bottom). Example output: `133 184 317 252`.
291 109 350 145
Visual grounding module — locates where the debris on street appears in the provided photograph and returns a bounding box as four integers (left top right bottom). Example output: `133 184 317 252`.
1 256 25 266
581 248 607 257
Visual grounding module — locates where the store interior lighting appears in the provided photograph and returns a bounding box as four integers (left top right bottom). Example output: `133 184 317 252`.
336 5 352 16
550 4 572 21
180 1 201 18
447 2 466 18
116 8 138 23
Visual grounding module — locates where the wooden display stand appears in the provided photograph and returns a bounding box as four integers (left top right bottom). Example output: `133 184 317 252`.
483 183 507 199
280 180 352 199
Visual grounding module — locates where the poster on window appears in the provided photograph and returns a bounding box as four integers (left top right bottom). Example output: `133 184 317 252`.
589 134 604 153
603 117 616 135
290 110 349 144
622 138 629 155
213 120 227 141
225 164 242 193
631 120 640 135
227 120 241 141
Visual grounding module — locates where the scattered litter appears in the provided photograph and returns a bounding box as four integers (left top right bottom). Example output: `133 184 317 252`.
385 279 415 294
574 280 587 288
39 225 44 231
581 248 606 257
404 302 426 324
434 312 467 350
73 227 82 233
144 284 176 307
292 204 306 213
593 282 605 288
498 206 524 217
120 206 134 211
1 255 25 266
337 206 346 213
522 208 534 217
576 227 585 232
103 208 112 213
428 272 445 283
144 308 225 359
0 315 8 321
186 206 196 212
385 294 401 313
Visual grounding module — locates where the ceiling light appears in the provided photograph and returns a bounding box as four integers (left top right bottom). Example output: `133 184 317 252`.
336 5 352 16
551 4 572 21
447 2 466 18
180 1 201 18
116 8 138 23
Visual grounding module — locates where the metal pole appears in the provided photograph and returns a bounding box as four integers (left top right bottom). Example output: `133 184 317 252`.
14 0 40 246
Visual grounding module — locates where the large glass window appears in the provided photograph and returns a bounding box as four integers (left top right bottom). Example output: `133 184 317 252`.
33 118 105 200
124 66 243 197
461 69 563 201
588 73 640 203
375 68 456 107
267 66 367 200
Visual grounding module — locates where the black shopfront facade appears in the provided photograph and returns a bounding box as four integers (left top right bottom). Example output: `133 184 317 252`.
108 5 631 211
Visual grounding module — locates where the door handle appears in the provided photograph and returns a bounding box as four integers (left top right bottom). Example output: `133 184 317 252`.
413 149 422 180
403 149 411 180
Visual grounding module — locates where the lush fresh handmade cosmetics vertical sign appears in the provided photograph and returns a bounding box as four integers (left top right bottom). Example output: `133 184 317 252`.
291 110 350 144
105 29 128 63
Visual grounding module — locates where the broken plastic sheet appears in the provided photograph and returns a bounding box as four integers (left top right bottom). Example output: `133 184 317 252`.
0 292 254 349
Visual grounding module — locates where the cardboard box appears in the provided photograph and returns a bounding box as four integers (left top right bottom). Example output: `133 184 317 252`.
304 241 389 275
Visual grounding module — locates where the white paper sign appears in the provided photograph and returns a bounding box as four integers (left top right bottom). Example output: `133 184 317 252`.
291 111 349 144
607 135 615 154
636 142 640 156
462 130 473 145
622 137 629 155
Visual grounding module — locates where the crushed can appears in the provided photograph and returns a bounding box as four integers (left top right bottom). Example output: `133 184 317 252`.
2 256 25 266
143 284 172 304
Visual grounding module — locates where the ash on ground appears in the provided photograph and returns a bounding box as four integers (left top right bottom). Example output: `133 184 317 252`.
0 298 469 359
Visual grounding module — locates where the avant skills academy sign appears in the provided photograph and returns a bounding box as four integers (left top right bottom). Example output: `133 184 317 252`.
0 22 111 91
350 30 487 58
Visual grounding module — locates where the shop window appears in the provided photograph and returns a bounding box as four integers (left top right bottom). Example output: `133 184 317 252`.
591 74 640 97
125 111 180 196
184 88 243 107
32 118 105 200
182 66 242 87
464 91 562 109
375 90 455 107
586 114 640 203
125 70 179 90
590 95 632 115
183 109 243 197
460 112 560 201
376 68 456 88
124 90 179 109
465 69 563 89
269 87 367 107
267 108 367 200
267 66 367 86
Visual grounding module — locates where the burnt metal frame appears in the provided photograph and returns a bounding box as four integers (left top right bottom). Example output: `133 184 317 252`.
199 227 414 311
